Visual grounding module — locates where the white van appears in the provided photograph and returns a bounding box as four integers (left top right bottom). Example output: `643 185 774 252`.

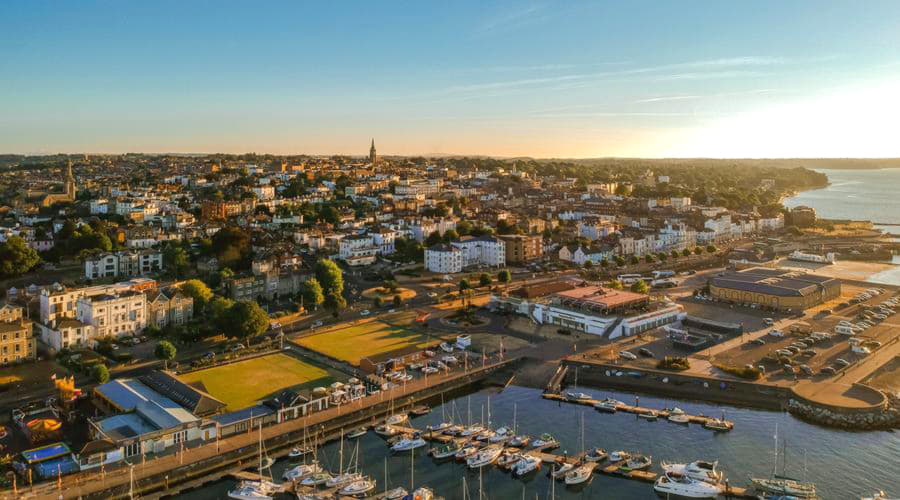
834 325 855 336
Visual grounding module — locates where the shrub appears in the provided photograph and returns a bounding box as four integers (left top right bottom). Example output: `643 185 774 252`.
713 362 762 380
657 356 690 371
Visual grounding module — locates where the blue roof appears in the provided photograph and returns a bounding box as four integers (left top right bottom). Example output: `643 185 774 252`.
212 405 273 427
33 455 79 480
97 413 157 441
21 443 71 464
95 378 198 434
95 378 166 412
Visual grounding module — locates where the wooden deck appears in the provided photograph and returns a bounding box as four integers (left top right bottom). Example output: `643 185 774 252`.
542 393 735 430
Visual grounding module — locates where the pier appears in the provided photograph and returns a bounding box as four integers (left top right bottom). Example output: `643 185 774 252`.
376 424 753 498
541 393 735 430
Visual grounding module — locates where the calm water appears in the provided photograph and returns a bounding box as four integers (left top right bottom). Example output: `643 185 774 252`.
176 385 899 499
784 168 900 224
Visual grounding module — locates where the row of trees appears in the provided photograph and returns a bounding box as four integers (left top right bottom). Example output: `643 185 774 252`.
179 279 270 339
583 245 718 270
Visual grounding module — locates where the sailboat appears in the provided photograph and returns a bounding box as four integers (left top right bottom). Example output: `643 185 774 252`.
750 424 817 498
284 426 322 481
228 422 280 499
565 368 592 401
564 412 592 485
327 435 366 488
383 457 408 499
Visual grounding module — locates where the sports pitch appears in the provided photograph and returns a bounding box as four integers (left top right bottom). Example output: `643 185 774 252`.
297 313 438 365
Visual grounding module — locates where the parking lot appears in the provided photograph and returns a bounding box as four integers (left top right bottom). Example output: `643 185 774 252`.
709 284 900 382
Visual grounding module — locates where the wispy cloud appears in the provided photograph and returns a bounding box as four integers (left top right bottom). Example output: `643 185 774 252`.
633 95 703 104
474 4 551 36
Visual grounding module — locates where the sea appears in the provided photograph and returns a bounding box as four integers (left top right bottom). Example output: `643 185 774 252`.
785 167 900 286
177 385 900 499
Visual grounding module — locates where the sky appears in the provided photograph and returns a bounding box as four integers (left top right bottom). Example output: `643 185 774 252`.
3 1 900 158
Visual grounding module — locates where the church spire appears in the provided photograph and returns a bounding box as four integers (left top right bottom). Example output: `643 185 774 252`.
369 139 377 165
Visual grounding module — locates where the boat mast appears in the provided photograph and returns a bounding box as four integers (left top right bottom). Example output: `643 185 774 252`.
580 411 585 455
771 423 779 478
513 403 517 435
339 427 344 475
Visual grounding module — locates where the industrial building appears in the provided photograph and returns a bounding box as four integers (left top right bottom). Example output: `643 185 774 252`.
708 267 841 311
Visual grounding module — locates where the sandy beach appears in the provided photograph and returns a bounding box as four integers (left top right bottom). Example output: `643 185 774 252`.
776 258 900 285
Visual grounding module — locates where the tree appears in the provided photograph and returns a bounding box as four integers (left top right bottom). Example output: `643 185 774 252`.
315 259 344 295
694 247 703 256
324 292 347 318
644 254 655 264
614 256 626 267
210 226 251 270
631 279 650 294
629 256 639 265
458 279 471 292
227 301 270 339
163 243 190 278
706 245 718 253
671 250 680 259
92 364 110 384
424 231 443 247
155 340 177 369
497 269 512 285
301 278 325 310
583 260 594 269
479 273 492 287
600 259 609 268
393 294 402 307
443 229 459 242
0 236 40 278
384 280 399 293
682 248 692 258
373 296 384 308
657 252 668 262
606 279 623 290
180 279 213 311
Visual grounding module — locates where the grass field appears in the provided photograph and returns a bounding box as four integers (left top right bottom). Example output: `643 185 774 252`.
298 312 437 365
179 353 336 411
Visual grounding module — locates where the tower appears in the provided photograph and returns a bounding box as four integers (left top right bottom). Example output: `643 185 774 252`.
369 139 377 165
65 160 76 199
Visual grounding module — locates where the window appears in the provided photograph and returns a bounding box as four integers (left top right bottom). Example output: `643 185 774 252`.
125 441 141 457
173 430 187 444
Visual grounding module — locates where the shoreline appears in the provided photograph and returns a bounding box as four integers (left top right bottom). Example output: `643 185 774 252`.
775 258 899 285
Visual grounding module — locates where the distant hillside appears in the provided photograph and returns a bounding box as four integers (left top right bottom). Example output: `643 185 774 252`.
532 158 900 170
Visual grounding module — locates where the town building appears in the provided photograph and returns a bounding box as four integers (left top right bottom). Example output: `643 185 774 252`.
83 250 164 280
76 291 147 340
500 234 543 263
0 304 36 365
424 243 464 274
708 267 841 311
146 289 194 329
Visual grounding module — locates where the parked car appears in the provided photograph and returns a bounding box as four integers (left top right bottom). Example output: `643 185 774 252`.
769 329 785 338
638 348 655 358
820 366 836 375
751 338 766 345
835 358 850 367
763 318 775 326
619 351 638 361
799 365 814 376
360 310 371 316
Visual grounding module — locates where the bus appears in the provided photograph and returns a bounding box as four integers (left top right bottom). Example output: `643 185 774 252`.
652 270 676 279
618 274 643 285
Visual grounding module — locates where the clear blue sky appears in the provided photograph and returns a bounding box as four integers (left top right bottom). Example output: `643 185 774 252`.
3 1 900 157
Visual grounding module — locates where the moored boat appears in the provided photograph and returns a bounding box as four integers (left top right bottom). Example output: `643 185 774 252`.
288 446 311 460
532 433 559 449
339 478 376 497
565 391 593 402
283 462 322 481
751 477 817 498
497 452 523 468
375 424 399 437
384 487 408 499
594 398 621 413
391 437 427 452
459 424 485 437
489 426 513 443
638 411 659 421
609 450 631 462
227 480 279 500
385 413 409 426
551 462 575 479
411 405 431 416
325 472 363 488
508 435 531 448
455 444 479 461
654 472 723 498
564 463 593 486
668 413 690 424
467 445 503 468
703 417 733 431
585 448 607 462
513 454 541 476
347 427 368 439
623 454 652 471
299 472 332 487
661 460 723 484
430 442 461 459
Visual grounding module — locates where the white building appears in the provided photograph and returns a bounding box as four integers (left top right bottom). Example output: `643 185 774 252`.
77 291 147 340
37 318 94 352
84 250 163 280
424 244 464 273
451 235 506 268
372 228 396 255
577 220 618 241
338 234 379 267
252 185 276 200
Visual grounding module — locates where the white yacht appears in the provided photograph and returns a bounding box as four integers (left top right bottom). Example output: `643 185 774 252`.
497 452 523 468
326 471 363 488
430 442 462 459
282 462 322 481
565 391 593 402
660 460 723 484
227 480 280 500
585 448 607 462
609 451 631 462
594 398 621 413
668 413 690 424
459 424 485 437
623 454 652 471
512 455 541 476
750 477 817 498
375 424 400 437
347 427 368 439
551 462 575 479
454 444 479 461
489 426 513 443
508 435 531 447
531 433 559 449
391 437 427 452
339 478 376 497
299 472 332 487
425 422 451 433
384 486 408 499
564 463 593 485
654 473 723 498
467 446 503 468
385 413 409 426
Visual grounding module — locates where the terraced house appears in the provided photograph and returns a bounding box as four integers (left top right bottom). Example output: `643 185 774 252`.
0 304 36 365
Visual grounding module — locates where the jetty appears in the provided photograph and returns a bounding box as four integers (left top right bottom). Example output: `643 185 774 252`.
381 425 752 498
542 392 735 430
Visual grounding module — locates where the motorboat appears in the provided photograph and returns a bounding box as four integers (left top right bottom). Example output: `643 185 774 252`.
288 446 311 460
410 405 431 416
475 429 496 442
440 342 454 353
661 460 723 484
339 478 376 497
375 424 399 437
455 444 480 461
637 411 659 421
497 452 523 468
406 487 434 500
227 480 279 500
430 442 462 459
508 435 531 448
565 391 593 402
609 450 631 462
385 413 409 426
326 472 363 488
654 472 723 498
459 424 485 437
467 445 503 468
623 454 651 471
564 463 593 486
513 455 541 476
384 487 408 499
594 398 620 413
532 433 559 449
299 472 332 487
703 417 733 431
750 477 817 498
347 427 368 439
283 462 322 481
551 462 575 479
391 437 427 452
489 426 513 443
668 413 690 424
669 407 686 415
585 448 607 462
441 424 463 436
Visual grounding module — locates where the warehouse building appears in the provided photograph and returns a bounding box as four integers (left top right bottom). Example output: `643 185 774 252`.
708 267 840 311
